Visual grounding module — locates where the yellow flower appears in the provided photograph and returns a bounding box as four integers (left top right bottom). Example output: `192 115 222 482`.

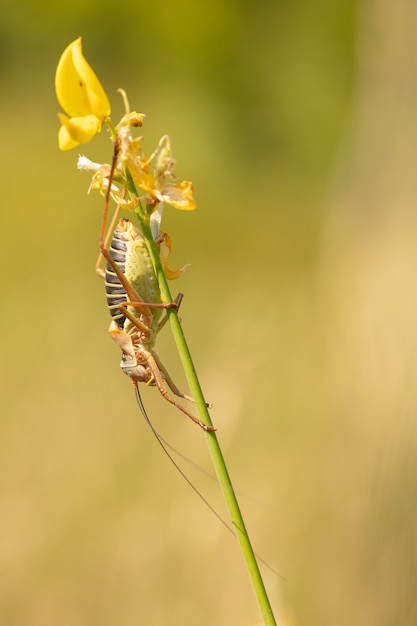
55 37 111 150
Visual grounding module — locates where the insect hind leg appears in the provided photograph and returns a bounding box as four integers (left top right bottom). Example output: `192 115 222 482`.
145 352 215 431
152 350 213 409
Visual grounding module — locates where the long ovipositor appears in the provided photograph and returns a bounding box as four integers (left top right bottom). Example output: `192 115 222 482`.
104 218 162 328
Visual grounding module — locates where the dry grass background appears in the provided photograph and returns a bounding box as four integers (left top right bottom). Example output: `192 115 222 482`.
0 1 416 624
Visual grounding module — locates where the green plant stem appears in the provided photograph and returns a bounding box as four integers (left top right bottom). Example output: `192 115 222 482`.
140 218 277 626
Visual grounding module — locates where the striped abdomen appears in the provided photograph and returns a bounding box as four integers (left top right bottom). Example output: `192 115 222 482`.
105 218 162 330
105 224 129 327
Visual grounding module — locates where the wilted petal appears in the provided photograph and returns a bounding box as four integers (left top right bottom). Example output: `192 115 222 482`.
158 180 196 210
159 231 190 279
77 155 102 173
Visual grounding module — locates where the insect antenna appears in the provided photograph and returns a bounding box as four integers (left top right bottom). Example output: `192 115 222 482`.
133 383 283 579
133 383 232 532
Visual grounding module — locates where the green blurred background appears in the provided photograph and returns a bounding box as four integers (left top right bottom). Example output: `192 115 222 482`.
1 1 417 624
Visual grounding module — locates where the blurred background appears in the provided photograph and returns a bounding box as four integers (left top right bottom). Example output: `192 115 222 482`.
1 0 417 624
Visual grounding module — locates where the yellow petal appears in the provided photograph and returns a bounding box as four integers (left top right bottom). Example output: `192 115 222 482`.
58 113 102 150
58 124 79 151
55 37 110 120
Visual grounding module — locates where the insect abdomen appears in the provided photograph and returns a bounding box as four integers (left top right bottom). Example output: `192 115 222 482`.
105 225 128 327
105 218 162 329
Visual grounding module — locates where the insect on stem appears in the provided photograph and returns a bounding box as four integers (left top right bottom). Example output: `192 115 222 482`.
96 140 216 431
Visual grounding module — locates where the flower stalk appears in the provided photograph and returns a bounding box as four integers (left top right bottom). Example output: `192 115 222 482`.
141 221 277 624
55 37 277 625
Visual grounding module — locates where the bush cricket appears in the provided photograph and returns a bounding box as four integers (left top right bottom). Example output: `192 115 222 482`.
95 149 215 432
